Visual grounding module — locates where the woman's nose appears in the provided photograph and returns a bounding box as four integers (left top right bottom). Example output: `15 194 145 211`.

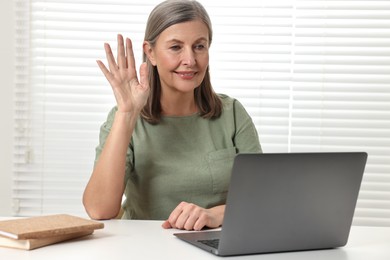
182 47 196 66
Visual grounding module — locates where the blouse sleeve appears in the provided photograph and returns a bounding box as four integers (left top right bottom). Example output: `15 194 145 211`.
232 99 262 153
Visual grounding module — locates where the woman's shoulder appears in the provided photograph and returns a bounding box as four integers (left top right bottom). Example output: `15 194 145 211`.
218 93 245 111
218 93 235 106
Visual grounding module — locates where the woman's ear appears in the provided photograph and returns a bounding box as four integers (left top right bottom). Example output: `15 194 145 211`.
143 41 156 66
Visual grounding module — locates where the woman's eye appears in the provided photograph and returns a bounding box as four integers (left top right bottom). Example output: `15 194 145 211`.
170 45 181 51
195 44 205 50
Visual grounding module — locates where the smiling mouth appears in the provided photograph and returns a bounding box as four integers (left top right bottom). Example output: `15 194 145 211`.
175 71 197 79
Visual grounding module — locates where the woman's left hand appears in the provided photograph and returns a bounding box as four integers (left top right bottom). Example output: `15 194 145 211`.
162 202 225 231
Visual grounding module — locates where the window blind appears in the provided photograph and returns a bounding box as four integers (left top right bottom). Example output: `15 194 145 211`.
13 0 390 226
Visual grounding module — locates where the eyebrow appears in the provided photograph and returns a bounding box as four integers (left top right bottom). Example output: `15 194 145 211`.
166 37 208 44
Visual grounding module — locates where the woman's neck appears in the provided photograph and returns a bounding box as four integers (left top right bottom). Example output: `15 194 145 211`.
160 92 198 116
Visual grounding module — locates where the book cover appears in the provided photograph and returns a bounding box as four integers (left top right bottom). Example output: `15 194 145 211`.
0 230 94 250
0 214 104 240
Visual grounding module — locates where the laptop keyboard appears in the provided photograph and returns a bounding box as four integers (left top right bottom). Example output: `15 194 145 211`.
198 239 220 249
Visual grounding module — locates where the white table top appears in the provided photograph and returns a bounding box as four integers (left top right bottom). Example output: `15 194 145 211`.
1 219 390 259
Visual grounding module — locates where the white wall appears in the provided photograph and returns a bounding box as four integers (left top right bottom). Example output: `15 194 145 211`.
0 0 14 216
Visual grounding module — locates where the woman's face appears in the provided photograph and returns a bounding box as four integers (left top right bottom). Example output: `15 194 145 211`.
145 19 210 95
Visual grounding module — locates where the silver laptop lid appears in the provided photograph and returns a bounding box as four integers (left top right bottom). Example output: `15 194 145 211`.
218 152 367 256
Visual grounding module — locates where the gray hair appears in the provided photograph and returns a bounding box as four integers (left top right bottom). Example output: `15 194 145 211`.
141 0 222 124
143 0 213 58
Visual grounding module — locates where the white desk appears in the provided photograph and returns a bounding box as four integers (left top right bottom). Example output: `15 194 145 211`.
1 219 389 259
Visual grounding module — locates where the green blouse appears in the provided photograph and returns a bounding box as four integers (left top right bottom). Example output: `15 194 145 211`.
95 94 262 220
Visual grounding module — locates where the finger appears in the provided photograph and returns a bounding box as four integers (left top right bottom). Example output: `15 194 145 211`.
166 210 182 229
166 202 186 229
104 43 119 73
161 220 172 229
117 34 126 69
96 60 114 81
126 37 137 77
175 211 191 230
193 214 208 231
184 213 199 231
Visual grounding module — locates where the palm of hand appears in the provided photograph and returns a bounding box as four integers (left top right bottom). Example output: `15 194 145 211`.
97 34 150 113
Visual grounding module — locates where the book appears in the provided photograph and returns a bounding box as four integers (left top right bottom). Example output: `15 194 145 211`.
0 230 94 250
0 214 104 240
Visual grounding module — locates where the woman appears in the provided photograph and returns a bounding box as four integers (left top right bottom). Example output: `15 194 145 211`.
83 0 261 231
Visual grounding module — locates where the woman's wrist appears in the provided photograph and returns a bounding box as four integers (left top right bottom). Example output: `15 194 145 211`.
109 109 140 147
209 205 226 227
114 109 139 126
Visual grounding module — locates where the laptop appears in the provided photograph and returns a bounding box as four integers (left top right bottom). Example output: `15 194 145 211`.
174 152 367 256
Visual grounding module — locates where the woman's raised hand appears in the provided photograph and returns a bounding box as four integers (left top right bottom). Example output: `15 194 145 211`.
97 34 150 113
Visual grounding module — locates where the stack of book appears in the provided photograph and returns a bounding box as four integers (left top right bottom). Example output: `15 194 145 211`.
0 214 104 250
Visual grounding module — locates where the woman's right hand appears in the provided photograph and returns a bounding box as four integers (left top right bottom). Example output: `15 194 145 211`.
97 34 150 113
